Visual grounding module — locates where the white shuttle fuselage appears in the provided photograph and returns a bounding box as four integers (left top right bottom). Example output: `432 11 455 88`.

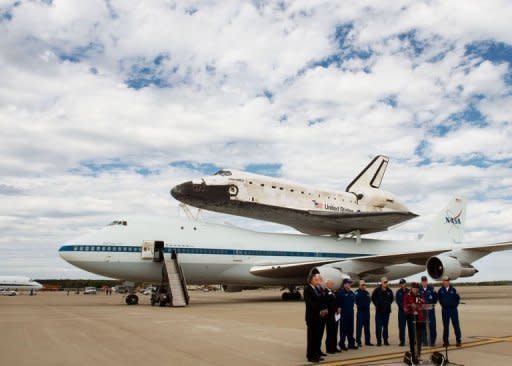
171 156 417 236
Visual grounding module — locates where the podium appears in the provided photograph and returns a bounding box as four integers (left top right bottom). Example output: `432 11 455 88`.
404 302 436 365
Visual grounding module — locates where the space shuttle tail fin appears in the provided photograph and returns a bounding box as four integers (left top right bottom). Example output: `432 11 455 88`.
346 155 389 192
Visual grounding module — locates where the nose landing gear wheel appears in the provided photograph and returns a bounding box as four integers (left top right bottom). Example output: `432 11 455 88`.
125 294 139 305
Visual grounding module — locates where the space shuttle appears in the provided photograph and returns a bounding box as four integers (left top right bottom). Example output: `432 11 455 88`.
171 155 417 236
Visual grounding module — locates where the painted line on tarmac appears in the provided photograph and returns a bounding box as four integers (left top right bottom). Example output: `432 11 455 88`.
315 335 512 366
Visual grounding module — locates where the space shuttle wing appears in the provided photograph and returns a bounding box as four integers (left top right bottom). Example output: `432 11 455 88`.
249 248 450 278
304 210 418 234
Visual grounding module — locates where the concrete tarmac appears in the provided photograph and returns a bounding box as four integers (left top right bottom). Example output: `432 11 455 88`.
0 286 511 366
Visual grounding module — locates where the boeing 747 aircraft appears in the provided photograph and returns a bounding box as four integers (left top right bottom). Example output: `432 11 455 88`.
171 155 417 236
59 197 511 304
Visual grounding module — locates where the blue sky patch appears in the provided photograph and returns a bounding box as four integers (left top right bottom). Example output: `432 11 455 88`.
307 117 325 126
123 54 177 90
56 42 104 63
465 40 512 85
70 160 158 176
245 163 281 177
169 161 221 175
453 153 512 168
414 140 431 166
380 95 397 107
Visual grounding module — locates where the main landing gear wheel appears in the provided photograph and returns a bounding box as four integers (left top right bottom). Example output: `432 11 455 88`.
281 291 302 301
125 294 139 305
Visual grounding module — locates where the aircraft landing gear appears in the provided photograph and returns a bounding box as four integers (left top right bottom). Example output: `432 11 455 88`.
150 286 171 307
281 288 302 301
125 294 139 305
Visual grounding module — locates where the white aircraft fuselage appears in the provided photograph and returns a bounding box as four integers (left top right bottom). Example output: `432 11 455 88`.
0 276 43 290
59 216 441 286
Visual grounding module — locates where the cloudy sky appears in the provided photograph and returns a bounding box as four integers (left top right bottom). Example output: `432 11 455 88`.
1 0 511 281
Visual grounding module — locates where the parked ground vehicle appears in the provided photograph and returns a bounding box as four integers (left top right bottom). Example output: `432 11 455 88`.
83 287 97 295
0 289 17 296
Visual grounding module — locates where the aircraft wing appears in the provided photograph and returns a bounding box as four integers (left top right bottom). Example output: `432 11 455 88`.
249 248 450 278
303 210 418 234
460 241 512 253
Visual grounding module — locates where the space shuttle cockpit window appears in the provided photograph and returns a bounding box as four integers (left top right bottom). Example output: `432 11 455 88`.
214 170 232 176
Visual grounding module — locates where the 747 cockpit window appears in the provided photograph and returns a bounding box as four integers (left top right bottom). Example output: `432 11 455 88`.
214 170 232 176
108 220 127 226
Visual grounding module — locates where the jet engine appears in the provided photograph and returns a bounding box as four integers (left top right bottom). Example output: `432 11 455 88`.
426 255 478 280
312 265 350 290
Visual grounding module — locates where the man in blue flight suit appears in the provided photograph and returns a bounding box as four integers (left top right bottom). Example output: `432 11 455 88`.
419 275 438 346
355 280 373 347
438 276 462 347
395 279 409 347
337 278 358 350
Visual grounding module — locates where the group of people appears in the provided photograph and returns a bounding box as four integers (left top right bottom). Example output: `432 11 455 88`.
304 273 462 363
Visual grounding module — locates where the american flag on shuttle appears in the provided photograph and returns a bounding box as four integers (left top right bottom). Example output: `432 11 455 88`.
312 200 323 209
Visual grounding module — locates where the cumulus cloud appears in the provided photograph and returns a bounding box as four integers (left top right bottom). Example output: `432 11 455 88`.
0 0 511 280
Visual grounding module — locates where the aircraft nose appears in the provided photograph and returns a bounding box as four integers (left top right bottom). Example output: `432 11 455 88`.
58 244 74 263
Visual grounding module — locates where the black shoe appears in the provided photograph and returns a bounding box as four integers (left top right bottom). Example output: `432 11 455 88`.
399 342 405 347
384 341 390 346
319 352 327 357
366 342 374 346
456 342 462 347
357 342 362 347
349 345 359 350
327 351 336 354
340 346 348 351
430 343 436 347
443 342 450 347
307 358 321 363
377 342 382 346
422 342 428 347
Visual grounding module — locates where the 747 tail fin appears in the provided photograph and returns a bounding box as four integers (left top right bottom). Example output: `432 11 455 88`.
423 196 467 244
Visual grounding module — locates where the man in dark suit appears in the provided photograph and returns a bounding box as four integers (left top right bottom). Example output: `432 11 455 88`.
304 273 328 363
323 279 339 354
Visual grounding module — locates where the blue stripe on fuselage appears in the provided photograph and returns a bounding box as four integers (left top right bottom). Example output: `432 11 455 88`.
58 244 370 259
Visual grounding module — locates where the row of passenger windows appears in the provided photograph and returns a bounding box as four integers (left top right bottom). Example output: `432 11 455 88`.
73 246 140 252
247 181 353 202
69 246 350 258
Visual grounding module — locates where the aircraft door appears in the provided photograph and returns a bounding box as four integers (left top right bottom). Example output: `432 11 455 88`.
141 240 165 260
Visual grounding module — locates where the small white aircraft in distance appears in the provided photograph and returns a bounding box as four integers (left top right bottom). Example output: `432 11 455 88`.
0 276 43 294
171 155 417 236
59 197 511 304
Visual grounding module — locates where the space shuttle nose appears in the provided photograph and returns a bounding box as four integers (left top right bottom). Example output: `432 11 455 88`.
170 181 193 200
